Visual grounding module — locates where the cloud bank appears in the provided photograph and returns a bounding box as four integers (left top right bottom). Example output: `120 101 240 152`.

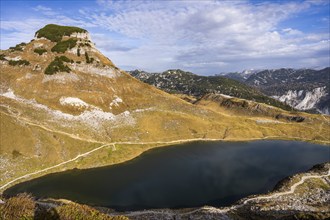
1 0 329 74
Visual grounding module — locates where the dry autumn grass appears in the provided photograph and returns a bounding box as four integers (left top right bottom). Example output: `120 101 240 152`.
0 193 129 220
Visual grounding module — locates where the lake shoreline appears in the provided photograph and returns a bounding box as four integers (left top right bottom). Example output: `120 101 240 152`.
2 162 329 220
1 136 329 194
3 140 329 212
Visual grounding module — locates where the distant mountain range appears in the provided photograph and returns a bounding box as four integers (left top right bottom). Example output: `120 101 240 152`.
129 68 329 114
220 69 262 81
128 69 293 111
224 68 330 114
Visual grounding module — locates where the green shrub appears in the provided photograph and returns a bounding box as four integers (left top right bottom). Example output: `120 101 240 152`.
8 60 30 66
0 54 6 61
12 150 22 159
85 52 94 64
9 46 23 51
51 38 77 53
79 42 91 47
85 52 90 63
44 56 71 75
35 24 87 42
57 55 74 63
9 42 26 51
34 48 47 55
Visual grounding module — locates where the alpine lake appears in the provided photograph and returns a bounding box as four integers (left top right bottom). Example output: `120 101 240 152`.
5 140 330 211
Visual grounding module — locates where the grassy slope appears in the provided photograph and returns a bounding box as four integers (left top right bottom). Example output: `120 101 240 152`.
194 94 330 142
0 193 129 220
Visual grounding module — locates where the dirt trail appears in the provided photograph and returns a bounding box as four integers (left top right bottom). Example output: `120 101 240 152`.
242 168 330 204
0 144 111 191
0 110 107 144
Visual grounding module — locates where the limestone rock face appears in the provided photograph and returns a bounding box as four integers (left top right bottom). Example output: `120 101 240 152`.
69 32 91 41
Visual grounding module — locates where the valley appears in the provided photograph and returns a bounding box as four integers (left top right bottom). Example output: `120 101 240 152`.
0 24 329 220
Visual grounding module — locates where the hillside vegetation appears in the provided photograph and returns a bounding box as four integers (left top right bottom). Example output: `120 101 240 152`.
51 39 78 53
44 56 73 75
35 24 87 42
33 48 47 55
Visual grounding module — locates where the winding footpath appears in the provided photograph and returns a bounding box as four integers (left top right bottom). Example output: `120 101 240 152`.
0 109 107 145
242 168 330 204
0 144 112 191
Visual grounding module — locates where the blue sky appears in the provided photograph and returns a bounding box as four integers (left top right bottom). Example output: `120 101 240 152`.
1 0 329 74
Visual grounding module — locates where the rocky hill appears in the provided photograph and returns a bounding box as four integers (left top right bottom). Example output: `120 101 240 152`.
224 68 330 114
128 69 293 111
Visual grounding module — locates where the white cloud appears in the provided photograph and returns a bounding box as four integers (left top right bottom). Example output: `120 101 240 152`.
282 28 303 36
90 0 329 73
34 5 52 12
1 0 329 73
33 5 57 16
0 15 96 49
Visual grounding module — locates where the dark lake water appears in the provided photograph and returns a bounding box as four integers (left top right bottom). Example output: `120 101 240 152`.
5 140 330 211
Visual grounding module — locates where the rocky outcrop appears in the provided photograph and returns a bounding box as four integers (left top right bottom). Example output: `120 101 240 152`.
273 87 328 114
233 163 330 219
69 32 91 41
237 68 330 115
275 114 305 122
196 93 306 122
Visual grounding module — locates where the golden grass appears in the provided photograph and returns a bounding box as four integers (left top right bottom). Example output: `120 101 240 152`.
0 194 129 220
294 178 330 195
0 193 35 220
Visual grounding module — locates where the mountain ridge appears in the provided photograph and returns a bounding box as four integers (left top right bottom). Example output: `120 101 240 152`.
223 67 330 114
128 69 294 111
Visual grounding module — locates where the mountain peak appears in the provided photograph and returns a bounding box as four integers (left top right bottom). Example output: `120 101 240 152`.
164 69 195 75
35 24 90 42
